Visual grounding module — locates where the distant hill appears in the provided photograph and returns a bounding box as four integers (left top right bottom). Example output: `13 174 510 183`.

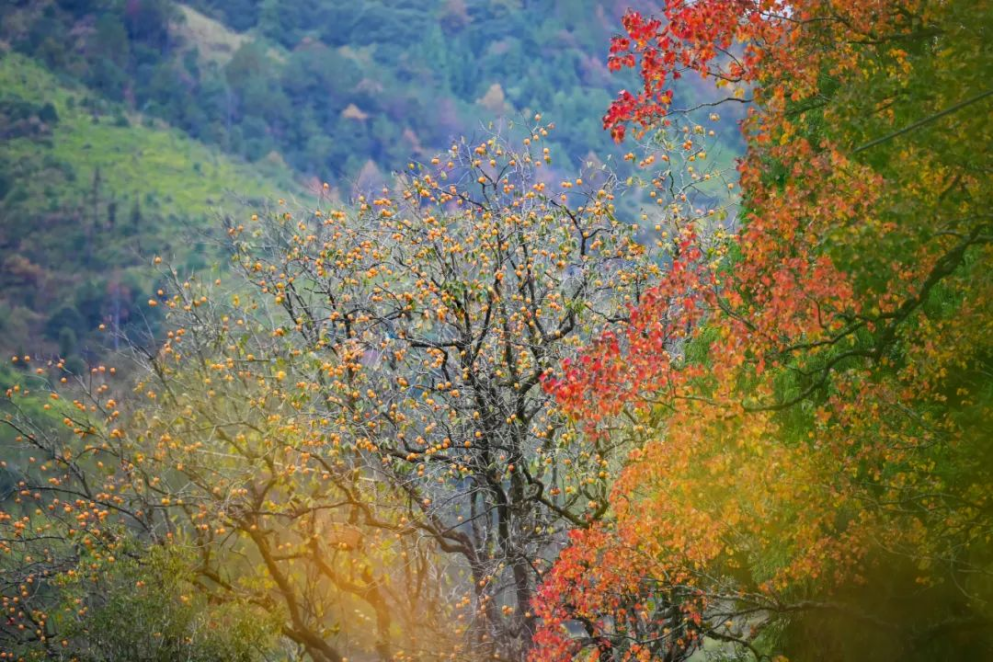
0 0 700 184
0 52 300 363
0 0 742 362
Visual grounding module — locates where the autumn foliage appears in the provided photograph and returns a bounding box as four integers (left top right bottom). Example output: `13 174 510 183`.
533 0 993 660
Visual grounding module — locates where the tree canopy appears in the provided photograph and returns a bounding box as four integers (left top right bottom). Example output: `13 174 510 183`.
533 0 993 659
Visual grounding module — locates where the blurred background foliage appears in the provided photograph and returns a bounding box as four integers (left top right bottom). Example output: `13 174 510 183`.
0 0 740 368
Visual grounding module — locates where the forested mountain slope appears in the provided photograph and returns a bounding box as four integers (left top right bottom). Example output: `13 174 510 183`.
1 0 665 179
0 53 299 362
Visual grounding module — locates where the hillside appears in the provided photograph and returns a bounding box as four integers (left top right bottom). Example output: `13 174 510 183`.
0 0 736 183
0 52 300 363
0 0 741 363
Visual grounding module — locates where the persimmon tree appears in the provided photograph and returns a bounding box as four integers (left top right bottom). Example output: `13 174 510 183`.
143 280 482 661
0 361 281 662
218 124 675 659
533 0 993 660
4 292 479 662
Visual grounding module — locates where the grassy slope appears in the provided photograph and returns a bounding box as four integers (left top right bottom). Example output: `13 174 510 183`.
173 4 283 65
173 4 249 65
0 52 301 354
0 52 297 218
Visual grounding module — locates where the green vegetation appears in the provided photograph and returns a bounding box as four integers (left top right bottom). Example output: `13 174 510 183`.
0 53 300 360
0 55 294 216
